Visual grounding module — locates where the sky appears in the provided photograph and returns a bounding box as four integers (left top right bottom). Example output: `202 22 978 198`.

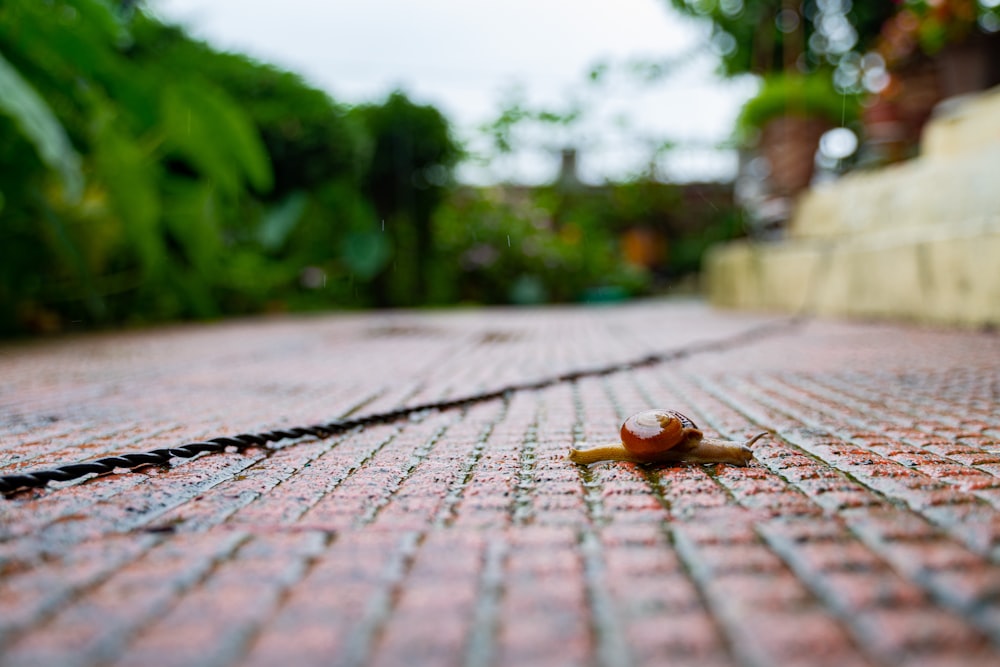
152 0 758 184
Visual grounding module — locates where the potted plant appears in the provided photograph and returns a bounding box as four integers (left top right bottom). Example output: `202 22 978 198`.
736 73 859 199
866 0 1000 157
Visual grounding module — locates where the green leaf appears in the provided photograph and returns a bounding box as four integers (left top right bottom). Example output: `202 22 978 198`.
0 51 82 201
341 230 391 280
162 81 273 194
161 179 222 274
71 0 130 46
92 103 163 273
258 191 307 251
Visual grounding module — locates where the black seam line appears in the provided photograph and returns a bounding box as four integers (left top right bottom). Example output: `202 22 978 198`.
0 317 803 496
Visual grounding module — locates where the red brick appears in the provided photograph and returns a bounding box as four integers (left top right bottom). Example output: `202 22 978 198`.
3 303 1000 667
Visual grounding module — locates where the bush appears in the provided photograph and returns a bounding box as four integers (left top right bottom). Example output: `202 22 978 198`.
735 73 860 144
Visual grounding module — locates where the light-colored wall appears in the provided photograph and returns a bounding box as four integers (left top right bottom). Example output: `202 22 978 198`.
707 85 1000 327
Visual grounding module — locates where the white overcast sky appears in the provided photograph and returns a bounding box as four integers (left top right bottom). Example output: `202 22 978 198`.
152 0 758 183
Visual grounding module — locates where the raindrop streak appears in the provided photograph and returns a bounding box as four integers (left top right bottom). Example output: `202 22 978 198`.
381 219 385 232
694 188 719 213
507 235 511 247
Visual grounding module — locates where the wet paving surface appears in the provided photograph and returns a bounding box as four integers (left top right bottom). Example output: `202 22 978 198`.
1 301 999 666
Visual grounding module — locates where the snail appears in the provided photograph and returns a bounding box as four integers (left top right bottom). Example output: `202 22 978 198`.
568 409 766 467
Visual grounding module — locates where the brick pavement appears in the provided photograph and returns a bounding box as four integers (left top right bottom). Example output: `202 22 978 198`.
1 301 999 667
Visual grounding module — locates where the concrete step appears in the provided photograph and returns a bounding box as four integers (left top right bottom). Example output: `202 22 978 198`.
709 84 1000 327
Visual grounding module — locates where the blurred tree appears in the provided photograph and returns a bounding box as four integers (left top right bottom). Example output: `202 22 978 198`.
352 92 460 306
126 17 364 200
434 186 646 305
3 0 743 334
0 0 367 332
122 14 376 313
666 0 895 76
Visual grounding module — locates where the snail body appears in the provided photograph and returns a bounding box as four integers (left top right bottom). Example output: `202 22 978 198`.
568 409 765 467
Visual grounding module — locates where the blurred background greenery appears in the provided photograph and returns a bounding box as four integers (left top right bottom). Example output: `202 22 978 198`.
2 0 998 335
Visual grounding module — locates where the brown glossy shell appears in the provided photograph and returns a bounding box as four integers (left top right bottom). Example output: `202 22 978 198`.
620 409 703 461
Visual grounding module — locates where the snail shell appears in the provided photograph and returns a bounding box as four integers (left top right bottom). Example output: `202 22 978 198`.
568 409 765 467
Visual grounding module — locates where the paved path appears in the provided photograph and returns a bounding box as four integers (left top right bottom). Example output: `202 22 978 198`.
1 301 999 666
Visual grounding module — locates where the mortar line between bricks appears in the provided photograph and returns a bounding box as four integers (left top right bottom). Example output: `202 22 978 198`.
665 525 767 667
1 424 272 548
631 368 774 665
341 530 424 667
687 372 941 519
99 531 269 667
723 373 999 518
758 372 986 455
113 531 246 665
0 534 160 651
636 465 758 665
2 316 803 496
5 530 253 667
265 381 441 526
689 373 922 507
219 530 337 667
650 371 903 666
338 387 392 419
773 373 1000 475
687 372 1000 651
146 434 352 533
0 423 171 474
579 529 633 667
464 536 507 667
573 381 611 530
355 416 456 527
290 424 406 524
595 369 887 666
818 369 999 433
572 381 634 667
754 520 955 667
511 406 540 527
603 371 751 665
433 398 509 528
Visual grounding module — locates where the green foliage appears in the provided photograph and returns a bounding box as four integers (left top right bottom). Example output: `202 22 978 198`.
353 91 461 215
735 72 860 141
351 91 461 306
433 188 633 305
0 0 312 332
256 192 308 252
125 16 364 199
160 81 272 195
0 0 740 336
666 1 896 76
480 91 582 156
432 179 740 306
0 52 82 201
876 1 1000 64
